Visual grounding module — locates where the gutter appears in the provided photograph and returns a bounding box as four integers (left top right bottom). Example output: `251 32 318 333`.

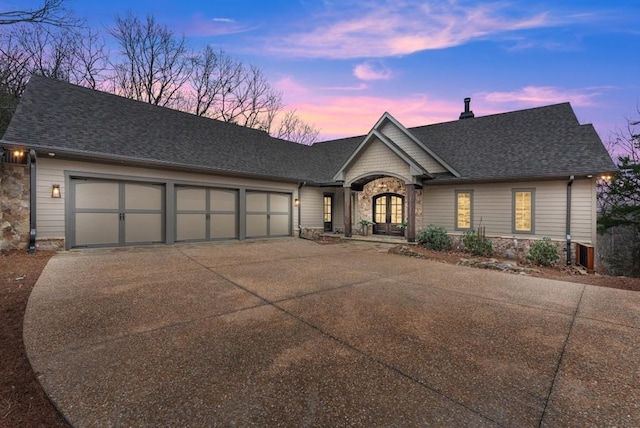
0 142 307 185
566 175 574 265
297 181 305 238
28 149 36 254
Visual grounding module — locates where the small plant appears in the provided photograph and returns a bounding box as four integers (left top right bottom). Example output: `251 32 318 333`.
416 225 451 251
358 218 373 236
397 221 408 231
527 237 559 266
462 229 493 256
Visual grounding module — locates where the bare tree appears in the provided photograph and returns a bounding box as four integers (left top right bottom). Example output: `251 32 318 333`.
14 25 106 86
72 28 108 89
0 0 77 27
274 110 320 145
190 47 242 117
0 24 106 136
598 112 640 276
0 31 30 134
189 49 283 132
109 13 191 108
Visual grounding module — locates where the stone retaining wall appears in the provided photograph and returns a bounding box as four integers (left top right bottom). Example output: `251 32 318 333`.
450 234 573 264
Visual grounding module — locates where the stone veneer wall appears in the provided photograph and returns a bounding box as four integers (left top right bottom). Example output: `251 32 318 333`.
1 163 30 251
354 177 423 235
450 234 575 265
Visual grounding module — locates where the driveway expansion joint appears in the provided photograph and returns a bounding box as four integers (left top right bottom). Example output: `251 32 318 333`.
178 248 502 425
538 284 586 427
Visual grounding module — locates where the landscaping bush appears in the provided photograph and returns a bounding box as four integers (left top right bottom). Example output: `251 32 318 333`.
462 229 493 256
527 237 559 266
416 225 451 251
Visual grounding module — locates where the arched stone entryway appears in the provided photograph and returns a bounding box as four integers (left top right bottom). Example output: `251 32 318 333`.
343 175 422 242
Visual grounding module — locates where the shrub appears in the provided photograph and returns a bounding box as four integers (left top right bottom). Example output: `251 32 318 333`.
462 229 493 256
527 237 559 266
417 225 452 251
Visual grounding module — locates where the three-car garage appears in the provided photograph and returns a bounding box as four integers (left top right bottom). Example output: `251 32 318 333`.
67 176 293 249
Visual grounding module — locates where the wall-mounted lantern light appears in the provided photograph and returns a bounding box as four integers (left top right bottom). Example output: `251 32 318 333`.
51 184 61 198
294 198 300 206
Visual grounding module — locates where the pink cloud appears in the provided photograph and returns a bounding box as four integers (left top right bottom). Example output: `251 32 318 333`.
353 62 393 81
267 1 555 59
479 86 604 107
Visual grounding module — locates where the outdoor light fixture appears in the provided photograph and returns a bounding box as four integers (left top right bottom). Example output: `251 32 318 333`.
13 150 22 157
294 198 300 206
51 184 61 198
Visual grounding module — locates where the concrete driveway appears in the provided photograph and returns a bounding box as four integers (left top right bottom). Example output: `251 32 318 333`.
24 239 639 427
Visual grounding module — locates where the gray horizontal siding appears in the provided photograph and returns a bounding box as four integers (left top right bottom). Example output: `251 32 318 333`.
36 158 298 240
380 122 447 173
422 178 595 244
299 186 324 229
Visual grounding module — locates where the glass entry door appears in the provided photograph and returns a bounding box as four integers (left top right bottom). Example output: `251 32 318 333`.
323 195 333 232
372 193 404 236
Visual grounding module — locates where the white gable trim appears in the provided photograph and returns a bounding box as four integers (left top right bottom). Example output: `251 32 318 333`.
376 112 461 178
332 128 431 183
333 112 460 182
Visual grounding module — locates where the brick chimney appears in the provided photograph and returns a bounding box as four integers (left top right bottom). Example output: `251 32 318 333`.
459 97 474 119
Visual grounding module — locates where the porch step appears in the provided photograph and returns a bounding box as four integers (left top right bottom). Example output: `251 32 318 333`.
322 234 417 246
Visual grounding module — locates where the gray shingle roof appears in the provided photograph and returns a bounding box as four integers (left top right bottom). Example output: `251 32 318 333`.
3 76 616 185
3 75 328 182
407 103 617 180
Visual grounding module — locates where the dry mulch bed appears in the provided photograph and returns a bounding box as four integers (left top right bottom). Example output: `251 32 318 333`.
1 250 69 427
1 243 638 426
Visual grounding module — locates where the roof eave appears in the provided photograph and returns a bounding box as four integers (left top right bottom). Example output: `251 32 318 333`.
423 169 619 186
1 141 307 184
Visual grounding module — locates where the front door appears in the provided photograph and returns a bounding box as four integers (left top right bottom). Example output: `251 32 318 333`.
373 193 403 236
323 195 333 232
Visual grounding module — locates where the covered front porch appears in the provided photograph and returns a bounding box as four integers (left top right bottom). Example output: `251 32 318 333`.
342 175 423 243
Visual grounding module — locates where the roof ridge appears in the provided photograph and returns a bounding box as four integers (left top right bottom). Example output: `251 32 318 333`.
408 102 575 131
25 75 285 141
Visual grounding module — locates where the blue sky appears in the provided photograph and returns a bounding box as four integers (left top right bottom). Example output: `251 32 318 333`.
11 0 640 143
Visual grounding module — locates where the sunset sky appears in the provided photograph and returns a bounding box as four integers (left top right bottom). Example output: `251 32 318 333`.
13 0 640 143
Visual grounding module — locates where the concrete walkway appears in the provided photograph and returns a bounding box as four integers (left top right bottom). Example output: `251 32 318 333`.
24 239 640 427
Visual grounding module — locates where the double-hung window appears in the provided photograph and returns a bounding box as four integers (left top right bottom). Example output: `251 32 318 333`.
455 190 473 230
513 189 535 233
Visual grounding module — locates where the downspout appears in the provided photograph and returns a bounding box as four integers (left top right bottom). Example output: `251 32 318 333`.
566 175 574 265
28 149 37 254
297 181 305 239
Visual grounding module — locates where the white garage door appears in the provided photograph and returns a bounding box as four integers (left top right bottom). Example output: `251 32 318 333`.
175 186 238 241
245 191 291 238
70 179 164 248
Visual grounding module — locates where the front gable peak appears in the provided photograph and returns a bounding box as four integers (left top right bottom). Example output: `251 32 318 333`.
332 112 460 183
